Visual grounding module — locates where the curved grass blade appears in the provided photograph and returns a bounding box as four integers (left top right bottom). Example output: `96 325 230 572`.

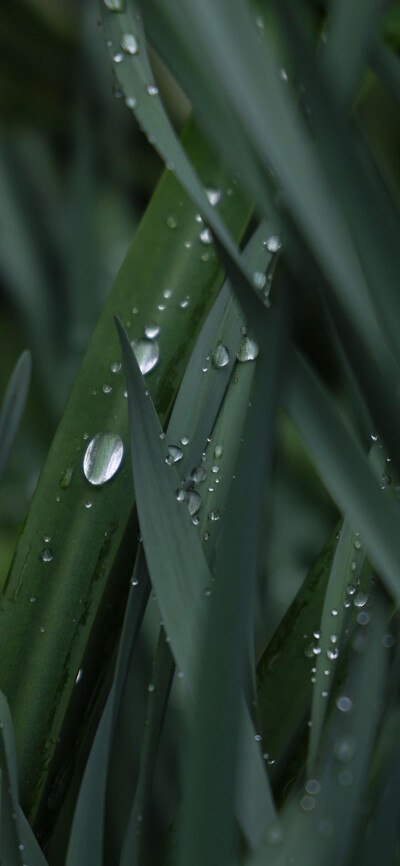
0 351 31 483
321 0 384 108
0 121 251 822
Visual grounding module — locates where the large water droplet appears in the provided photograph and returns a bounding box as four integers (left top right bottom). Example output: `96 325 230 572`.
83 433 124 486
205 187 221 206
237 337 259 362
121 33 138 54
212 344 230 368
353 590 368 608
131 338 159 374
192 466 207 483
187 491 202 516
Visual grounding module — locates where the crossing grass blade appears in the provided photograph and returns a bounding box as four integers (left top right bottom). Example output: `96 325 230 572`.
0 350 31 483
0 120 251 823
321 0 384 108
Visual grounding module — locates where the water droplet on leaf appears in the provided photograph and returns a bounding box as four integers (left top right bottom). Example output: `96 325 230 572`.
83 433 124 486
131 338 159 374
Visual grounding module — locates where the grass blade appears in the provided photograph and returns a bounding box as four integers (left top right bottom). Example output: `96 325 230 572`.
0 351 31 483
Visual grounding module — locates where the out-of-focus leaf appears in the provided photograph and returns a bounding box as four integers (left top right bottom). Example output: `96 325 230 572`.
0 351 31 482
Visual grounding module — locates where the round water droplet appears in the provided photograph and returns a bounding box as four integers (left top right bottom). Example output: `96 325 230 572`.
102 383 112 394
121 32 138 54
337 695 352 713
144 323 160 339
41 548 53 563
181 435 189 446
147 84 159 96
83 433 124 486
205 187 221 206
187 491 201 516
253 271 267 290
208 510 220 522
212 344 230 368
84 500 93 509
29 595 37 603
237 337 259 362
131 338 159 374
111 361 121 373
166 445 183 465
192 466 207 483
163 288 172 299
353 590 368 608
214 444 223 459
211 465 220 474
43 534 51 543
354 538 362 550
175 489 186 502
305 779 320 795
199 227 213 244
166 215 178 229
104 0 125 9
326 647 339 660
265 235 281 253
113 52 124 63
125 95 137 109
371 431 379 441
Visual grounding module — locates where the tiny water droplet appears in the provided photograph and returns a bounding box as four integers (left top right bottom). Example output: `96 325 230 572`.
237 337 259 362
29 595 37 603
179 297 190 309
41 548 53 563
111 361 121 373
212 344 230 368
131 338 159 374
43 534 51 543
335 736 355 762
163 288 172 299
102 383 112 394
326 647 339 660
357 611 370 625
166 445 183 465
371 431 379 441
125 95 137 109
166 215 178 229
75 668 84 685
208 510 220 522
176 489 186 502
144 323 160 339
84 500 93 509
214 444 223 459
265 235 281 253
104 0 125 10
199 227 213 244
113 52 124 63
181 435 189 446
147 682 155 693
253 271 267 290
83 433 124 486
336 695 352 713
205 187 221 206
121 32 138 54
147 84 159 96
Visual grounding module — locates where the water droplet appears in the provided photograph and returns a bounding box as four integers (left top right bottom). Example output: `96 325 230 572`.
121 33 138 54
83 433 124 486
39 626 45 634
125 95 137 109
212 344 230 368
313 630 321 639
111 361 121 373
75 668 84 685
335 736 355 762
29 595 37 603
166 445 183 465
175 489 186 502
357 611 370 625
205 187 221 206
147 84 159 96
214 444 223 459
331 608 338 616
253 271 267 290
265 235 281 253
144 323 160 339
336 695 352 713
382 633 395 648
147 682 155 693
41 548 53 563
166 215 178 229
326 646 339 660
113 52 124 63
305 779 320 795
192 466 207 483
163 288 172 299
211 465 220 474
199 227 213 244
371 431 379 441
181 435 190 446
300 795 315 811
237 337 259 362
195 213 203 224
279 67 289 82
354 539 362 550
104 0 125 9
208 510 220 521
304 642 315 658
131 338 159 374
179 297 190 309
204 587 212 596
84 500 93 509
102 383 112 394
353 590 368 608
187 491 201 516
43 534 51 543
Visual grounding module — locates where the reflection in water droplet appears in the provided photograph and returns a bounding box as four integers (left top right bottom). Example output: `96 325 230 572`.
205 187 221 206
131 338 160 374
121 33 138 54
41 548 53 563
212 344 230 369
199 227 213 244
187 491 201 516
237 337 259 362
83 433 124 486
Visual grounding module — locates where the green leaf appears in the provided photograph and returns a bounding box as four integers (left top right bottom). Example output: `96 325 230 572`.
0 351 31 482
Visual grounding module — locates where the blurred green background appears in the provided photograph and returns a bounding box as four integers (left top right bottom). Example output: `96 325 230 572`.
5 0 383 632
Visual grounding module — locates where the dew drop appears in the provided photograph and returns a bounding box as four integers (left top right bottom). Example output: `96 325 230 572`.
336 695 352 713
111 361 121 373
84 500 93 509
214 444 223 459
102 383 112 394
253 271 267 290
144 323 160 339
166 215 178 229
192 466 207 483
113 52 124 63
205 187 221 206
83 433 124 486
166 445 183 465
41 548 53 563
104 0 125 9
237 337 259 362
175 489 186 502
125 95 137 109
131 338 159 374
265 235 281 253
29 595 37 603
43 534 51 543
179 297 190 309
147 682 155 693
75 668 84 685
212 344 230 368
181 435 190 446
353 590 368 608
208 510 220 522
147 84 159 96
163 288 172 299
199 227 213 244
187 491 202 516
121 33 138 54
326 647 339 660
